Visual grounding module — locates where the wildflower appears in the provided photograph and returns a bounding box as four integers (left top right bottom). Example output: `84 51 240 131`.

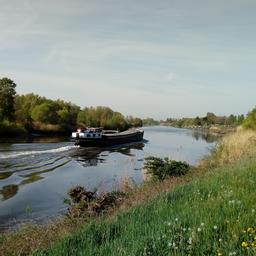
247 227 253 232
217 253 222 256
214 225 218 230
252 209 255 213
241 241 248 247
183 228 186 232
197 228 202 232
201 222 205 227
167 222 171 226
168 242 172 247
175 218 178 222
219 238 222 242
188 237 192 245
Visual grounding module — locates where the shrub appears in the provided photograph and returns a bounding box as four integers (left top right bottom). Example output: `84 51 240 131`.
66 186 125 218
144 156 190 181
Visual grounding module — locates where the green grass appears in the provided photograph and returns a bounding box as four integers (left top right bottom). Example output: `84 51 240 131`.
35 157 256 256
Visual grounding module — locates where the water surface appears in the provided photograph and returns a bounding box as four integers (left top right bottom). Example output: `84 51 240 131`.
0 126 217 231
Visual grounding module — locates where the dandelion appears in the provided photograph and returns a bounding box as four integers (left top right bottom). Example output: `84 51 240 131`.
175 218 178 222
167 222 171 226
168 242 172 247
197 228 202 232
201 222 205 227
241 241 248 247
219 238 222 242
183 228 186 232
214 225 218 230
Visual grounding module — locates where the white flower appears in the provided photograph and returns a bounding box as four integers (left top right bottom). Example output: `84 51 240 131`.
175 218 178 222
188 237 192 245
252 209 255 213
213 225 218 230
168 242 172 247
167 222 171 226
201 222 205 227
219 238 222 242
197 228 202 232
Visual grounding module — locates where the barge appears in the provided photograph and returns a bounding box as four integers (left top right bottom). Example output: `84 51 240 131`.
71 127 144 147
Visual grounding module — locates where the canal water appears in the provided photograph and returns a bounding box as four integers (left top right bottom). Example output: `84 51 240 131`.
0 126 217 231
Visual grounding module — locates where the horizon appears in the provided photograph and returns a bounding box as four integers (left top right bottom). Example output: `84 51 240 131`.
1 0 255 119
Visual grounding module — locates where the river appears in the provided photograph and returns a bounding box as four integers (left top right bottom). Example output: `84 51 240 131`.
0 126 217 231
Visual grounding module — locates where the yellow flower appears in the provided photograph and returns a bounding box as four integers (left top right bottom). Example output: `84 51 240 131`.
217 253 222 256
241 241 248 247
247 227 253 233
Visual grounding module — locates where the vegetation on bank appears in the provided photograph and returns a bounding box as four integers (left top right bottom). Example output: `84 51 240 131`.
1 129 256 255
0 77 143 136
164 112 245 129
35 157 256 256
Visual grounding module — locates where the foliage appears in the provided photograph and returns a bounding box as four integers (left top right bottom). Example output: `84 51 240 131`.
0 120 27 136
15 93 45 123
243 106 256 130
166 112 245 128
66 186 125 218
77 106 141 131
144 156 190 181
0 77 17 121
142 118 160 126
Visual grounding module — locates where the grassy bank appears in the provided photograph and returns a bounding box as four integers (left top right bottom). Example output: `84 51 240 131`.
1 129 256 255
36 157 256 256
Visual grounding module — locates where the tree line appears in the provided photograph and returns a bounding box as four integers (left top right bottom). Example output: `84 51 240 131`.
164 112 246 128
0 77 142 135
1 77 256 135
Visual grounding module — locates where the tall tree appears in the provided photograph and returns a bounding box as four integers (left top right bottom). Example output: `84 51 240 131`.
0 77 17 121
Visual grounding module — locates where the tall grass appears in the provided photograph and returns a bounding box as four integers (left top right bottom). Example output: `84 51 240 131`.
36 157 256 255
199 129 256 168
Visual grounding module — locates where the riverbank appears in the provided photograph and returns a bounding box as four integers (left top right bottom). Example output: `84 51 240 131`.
161 123 237 135
1 129 256 255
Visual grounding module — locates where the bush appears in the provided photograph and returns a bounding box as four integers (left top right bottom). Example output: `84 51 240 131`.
243 107 256 130
144 156 190 181
66 186 125 218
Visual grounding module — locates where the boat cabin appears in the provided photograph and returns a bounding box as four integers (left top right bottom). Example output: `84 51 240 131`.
72 127 103 139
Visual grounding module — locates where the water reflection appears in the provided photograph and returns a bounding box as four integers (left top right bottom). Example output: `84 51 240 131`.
191 130 218 143
0 184 19 201
70 142 145 167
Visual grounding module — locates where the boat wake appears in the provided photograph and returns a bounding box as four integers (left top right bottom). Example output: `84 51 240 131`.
0 145 79 159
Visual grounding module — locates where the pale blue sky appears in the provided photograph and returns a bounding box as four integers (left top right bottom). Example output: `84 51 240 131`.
0 0 255 119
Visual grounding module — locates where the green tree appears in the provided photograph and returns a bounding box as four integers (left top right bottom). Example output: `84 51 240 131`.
206 112 216 125
0 77 17 121
243 107 256 130
31 102 60 124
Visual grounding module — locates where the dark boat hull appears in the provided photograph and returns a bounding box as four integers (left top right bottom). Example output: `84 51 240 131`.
74 130 144 147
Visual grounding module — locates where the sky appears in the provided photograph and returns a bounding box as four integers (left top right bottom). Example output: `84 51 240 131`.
0 0 256 119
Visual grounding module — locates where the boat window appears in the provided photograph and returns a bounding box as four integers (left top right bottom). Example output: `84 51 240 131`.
93 134 96 137
87 134 91 137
